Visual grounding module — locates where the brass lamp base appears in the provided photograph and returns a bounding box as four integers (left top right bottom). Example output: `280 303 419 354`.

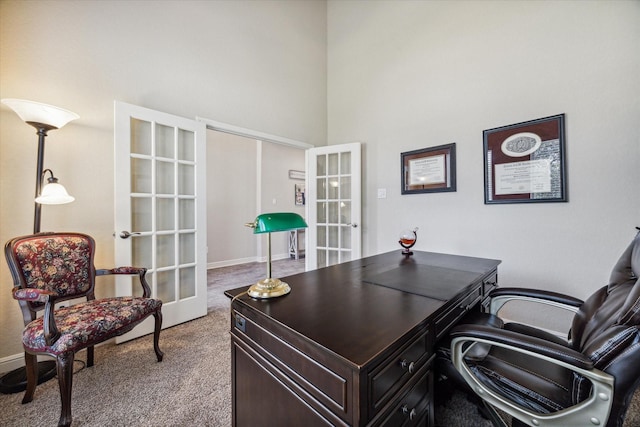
248 278 291 299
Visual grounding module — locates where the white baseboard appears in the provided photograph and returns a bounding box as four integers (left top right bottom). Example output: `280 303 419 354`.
0 353 24 374
0 353 56 375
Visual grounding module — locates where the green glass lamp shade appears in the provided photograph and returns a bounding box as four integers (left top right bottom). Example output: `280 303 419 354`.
250 212 307 234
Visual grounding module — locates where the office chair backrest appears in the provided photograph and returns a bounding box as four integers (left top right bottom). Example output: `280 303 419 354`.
569 232 640 412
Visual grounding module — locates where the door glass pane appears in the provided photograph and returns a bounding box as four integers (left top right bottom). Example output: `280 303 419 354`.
340 226 351 249
328 226 338 248
341 250 352 263
178 164 195 195
328 202 339 223
131 158 152 194
179 233 195 264
129 274 143 297
130 118 151 155
179 266 195 299
178 129 195 162
317 249 326 268
179 199 195 229
132 235 152 268
340 176 351 199
317 202 326 223
317 226 326 247
340 152 351 174
156 123 175 159
317 155 326 176
157 270 176 302
328 153 338 175
157 234 175 268
328 250 339 266
340 202 351 224
131 197 152 232
157 198 175 231
328 179 339 199
156 160 174 194
317 178 326 199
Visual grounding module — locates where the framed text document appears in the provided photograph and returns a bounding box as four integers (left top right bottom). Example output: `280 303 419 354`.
402 143 456 195
483 114 567 204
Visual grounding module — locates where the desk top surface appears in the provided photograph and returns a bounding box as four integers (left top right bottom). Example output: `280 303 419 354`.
226 250 500 367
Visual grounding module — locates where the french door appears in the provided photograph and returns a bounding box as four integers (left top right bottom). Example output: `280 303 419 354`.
305 142 362 270
114 101 208 342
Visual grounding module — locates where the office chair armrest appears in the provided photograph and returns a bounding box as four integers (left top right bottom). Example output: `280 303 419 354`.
450 324 592 368
96 267 151 298
489 287 584 316
450 326 614 427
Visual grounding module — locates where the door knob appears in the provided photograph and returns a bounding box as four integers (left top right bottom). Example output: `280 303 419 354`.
347 223 358 228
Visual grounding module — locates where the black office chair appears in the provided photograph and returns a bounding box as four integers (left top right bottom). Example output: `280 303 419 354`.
439 229 640 427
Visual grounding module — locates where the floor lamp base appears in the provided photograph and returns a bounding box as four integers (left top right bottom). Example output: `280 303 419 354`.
0 360 57 394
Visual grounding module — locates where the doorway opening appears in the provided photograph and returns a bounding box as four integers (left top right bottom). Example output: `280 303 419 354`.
205 129 306 310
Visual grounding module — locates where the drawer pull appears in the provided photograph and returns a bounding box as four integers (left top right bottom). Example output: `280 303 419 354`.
400 359 415 374
401 404 417 420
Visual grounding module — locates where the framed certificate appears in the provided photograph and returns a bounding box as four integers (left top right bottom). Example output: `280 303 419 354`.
401 143 456 195
484 114 567 204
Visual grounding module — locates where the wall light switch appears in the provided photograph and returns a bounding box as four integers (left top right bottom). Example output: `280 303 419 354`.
377 188 387 199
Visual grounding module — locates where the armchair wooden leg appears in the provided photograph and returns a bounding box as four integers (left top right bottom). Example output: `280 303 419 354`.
22 352 38 404
153 310 164 362
86 345 94 367
56 352 75 427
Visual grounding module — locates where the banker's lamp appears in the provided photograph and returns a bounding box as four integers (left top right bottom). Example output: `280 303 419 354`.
245 212 307 298
1 98 78 233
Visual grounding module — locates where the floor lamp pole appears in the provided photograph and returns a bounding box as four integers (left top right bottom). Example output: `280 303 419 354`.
33 126 49 234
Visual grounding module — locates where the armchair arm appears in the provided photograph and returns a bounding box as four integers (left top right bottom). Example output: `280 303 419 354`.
96 267 150 298
12 287 57 304
12 287 61 346
450 325 614 427
489 287 584 316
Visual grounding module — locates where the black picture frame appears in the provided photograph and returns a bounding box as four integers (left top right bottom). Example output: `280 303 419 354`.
401 143 456 195
483 114 567 204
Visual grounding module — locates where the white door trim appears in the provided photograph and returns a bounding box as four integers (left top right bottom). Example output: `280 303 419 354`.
196 117 313 150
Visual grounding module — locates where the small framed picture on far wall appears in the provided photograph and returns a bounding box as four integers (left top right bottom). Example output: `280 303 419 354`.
295 183 305 205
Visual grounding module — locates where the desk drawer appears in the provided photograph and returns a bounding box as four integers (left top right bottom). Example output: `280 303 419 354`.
483 272 498 296
370 329 431 415
435 285 482 339
372 366 432 427
232 309 352 421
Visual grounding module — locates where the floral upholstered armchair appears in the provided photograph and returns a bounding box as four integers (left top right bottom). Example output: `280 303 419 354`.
5 232 164 427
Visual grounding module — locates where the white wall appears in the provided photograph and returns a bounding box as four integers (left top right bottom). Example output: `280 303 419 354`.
327 0 640 323
0 0 326 362
207 130 258 266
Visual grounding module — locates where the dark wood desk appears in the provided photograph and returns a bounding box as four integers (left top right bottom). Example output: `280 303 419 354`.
225 250 500 426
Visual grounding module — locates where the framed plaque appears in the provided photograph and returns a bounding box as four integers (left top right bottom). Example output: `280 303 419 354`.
401 143 456 195
483 114 567 204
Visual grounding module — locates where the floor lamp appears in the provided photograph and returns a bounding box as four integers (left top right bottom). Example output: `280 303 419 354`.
0 98 78 393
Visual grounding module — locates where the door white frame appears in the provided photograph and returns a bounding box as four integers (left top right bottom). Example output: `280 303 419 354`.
197 117 313 150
